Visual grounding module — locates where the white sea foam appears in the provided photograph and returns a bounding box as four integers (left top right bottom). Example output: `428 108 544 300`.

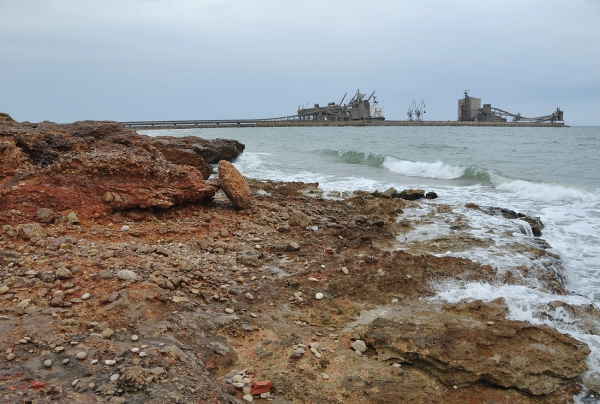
382 158 465 179
495 179 600 203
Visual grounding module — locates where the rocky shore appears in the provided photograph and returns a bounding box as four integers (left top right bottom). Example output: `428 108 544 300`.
0 117 594 403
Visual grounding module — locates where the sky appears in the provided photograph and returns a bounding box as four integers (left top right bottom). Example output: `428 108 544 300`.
1 0 599 125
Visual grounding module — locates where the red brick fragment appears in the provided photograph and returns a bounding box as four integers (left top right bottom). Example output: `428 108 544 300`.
250 380 272 395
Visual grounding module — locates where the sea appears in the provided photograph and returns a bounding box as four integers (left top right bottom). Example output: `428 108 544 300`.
143 125 600 401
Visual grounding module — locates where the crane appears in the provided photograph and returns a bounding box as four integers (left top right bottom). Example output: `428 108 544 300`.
407 100 416 121
415 99 426 121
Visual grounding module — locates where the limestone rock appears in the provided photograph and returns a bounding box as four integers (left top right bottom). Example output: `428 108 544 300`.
398 189 425 200
218 160 251 209
16 223 46 240
361 299 589 395
34 208 56 223
288 211 311 227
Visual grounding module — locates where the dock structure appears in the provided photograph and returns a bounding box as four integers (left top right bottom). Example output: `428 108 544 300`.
122 119 566 130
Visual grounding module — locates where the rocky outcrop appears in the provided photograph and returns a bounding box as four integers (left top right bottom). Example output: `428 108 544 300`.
0 120 243 218
361 299 589 395
218 160 251 209
466 204 545 236
151 136 245 164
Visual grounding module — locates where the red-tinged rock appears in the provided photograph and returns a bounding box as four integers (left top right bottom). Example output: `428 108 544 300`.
325 247 334 254
218 160 251 209
250 380 272 395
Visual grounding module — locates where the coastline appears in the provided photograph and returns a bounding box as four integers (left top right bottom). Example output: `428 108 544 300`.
0 119 594 403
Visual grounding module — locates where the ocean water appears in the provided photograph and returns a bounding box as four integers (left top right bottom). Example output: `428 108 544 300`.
144 125 600 399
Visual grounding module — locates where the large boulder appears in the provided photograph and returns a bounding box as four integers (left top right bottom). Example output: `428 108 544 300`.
0 121 227 218
218 160 251 209
361 299 589 395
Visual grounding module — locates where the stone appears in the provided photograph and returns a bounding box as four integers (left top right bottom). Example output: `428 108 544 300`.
81 293 90 300
351 340 367 353
237 250 262 267
289 211 310 227
131 335 139 341
242 394 253 402
6 353 15 360
138 352 148 357
218 160 251 209
322 373 330 380
16 223 47 240
341 267 349 275
76 352 87 360
361 301 590 395
110 374 120 382
101 328 115 339
285 242 301 252
426 191 438 199
66 211 80 224
116 270 137 281
34 208 56 223
0 285 10 294
120 225 130 232
225 308 235 314
105 359 117 366
315 292 324 300
398 189 425 201
55 267 73 279
44 359 52 367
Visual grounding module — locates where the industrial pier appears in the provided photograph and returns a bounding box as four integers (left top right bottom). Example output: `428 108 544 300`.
122 90 566 129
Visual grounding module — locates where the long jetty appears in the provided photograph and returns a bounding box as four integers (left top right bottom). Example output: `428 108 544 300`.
122 119 566 130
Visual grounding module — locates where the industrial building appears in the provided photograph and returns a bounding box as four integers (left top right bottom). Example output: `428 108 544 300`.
458 91 564 123
297 89 384 121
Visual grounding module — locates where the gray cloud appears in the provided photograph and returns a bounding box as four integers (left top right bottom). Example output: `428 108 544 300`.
1 0 599 124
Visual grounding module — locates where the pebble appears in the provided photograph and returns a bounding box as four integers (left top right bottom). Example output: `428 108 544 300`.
44 359 52 367
76 352 87 360
6 353 15 361
341 267 349 274
110 374 120 382
131 335 139 341
139 352 147 357
250 312 258 318
225 308 235 314
91 359 98 364
105 359 117 366
72 379 79 386
321 373 330 380
315 292 324 300
116 270 137 281
352 340 367 353
120 225 130 232
63 359 69 364
242 394 254 402
487 321 495 326
233 374 243 383
131 348 140 353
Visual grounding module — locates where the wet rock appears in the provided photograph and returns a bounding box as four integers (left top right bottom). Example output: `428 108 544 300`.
218 160 251 209
362 300 589 395
398 189 425 200
426 191 438 199
237 250 262 267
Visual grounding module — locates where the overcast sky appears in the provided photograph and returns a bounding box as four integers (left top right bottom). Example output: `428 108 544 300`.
1 0 599 125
